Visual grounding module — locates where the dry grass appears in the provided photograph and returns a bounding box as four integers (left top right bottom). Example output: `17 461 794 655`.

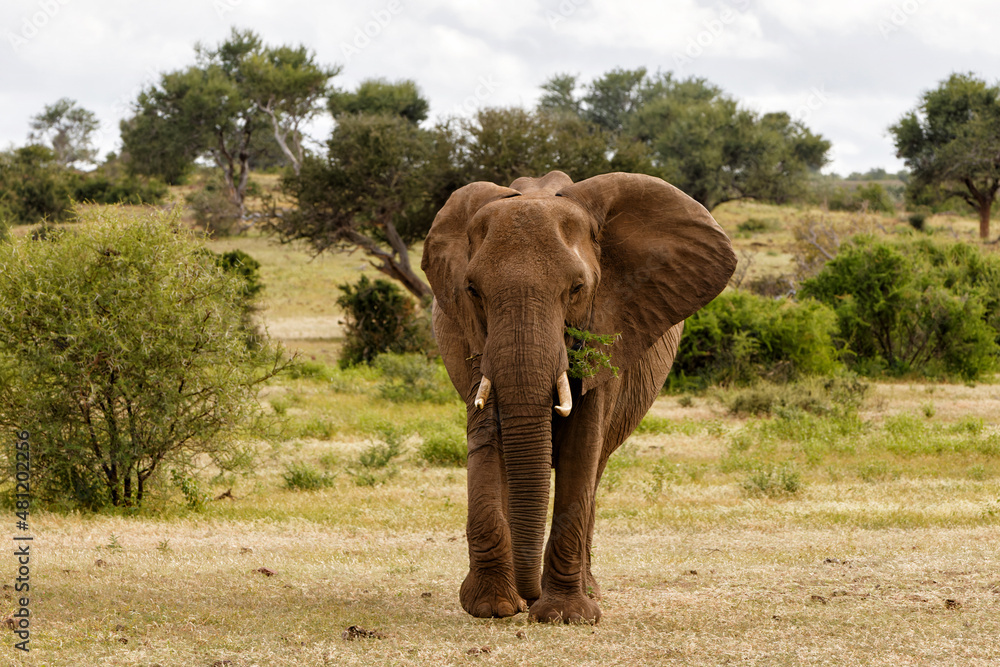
6 378 1000 665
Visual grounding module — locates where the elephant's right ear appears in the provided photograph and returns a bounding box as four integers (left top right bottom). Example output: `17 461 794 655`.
421 182 520 332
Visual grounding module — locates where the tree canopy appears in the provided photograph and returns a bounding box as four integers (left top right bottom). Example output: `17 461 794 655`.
28 98 100 168
889 72 1000 240
271 80 456 299
538 69 830 210
120 28 338 217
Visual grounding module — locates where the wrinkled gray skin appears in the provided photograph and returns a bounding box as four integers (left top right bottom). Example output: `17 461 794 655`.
421 171 736 623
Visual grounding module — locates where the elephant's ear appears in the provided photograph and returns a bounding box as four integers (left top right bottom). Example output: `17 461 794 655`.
421 182 520 337
557 172 737 392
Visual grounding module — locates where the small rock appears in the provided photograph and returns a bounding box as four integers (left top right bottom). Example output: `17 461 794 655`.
94 559 107 567
467 646 491 655
945 599 962 609
824 557 841 564
421 592 432 598
116 637 128 644
810 595 828 605
3 616 16 630
686 570 698 576
515 630 526 639
254 567 276 577
240 547 253 554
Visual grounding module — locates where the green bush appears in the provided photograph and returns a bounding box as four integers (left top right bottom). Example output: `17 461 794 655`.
717 375 870 417
186 175 241 237
740 462 802 497
336 275 434 368
672 290 841 388
282 461 337 491
418 424 466 467
826 183 895 214
0 206 287 509
0 145 73 225
375 353 457 403
208 248 264 349
72 174 167 206
800 236 1000 380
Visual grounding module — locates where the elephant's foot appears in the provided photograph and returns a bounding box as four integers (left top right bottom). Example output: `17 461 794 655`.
461 568 527 618
528 591 601 624
585 570 602 600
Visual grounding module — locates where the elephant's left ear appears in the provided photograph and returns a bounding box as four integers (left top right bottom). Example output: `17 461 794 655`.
557 173 737 392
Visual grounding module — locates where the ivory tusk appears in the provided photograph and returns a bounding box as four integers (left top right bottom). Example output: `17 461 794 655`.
554 371 572 417
474 376 492 410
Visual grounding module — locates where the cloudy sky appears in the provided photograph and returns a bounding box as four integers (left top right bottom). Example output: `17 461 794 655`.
2 0 999 176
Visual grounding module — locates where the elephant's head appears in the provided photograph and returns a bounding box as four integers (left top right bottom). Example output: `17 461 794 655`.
421 171 735 601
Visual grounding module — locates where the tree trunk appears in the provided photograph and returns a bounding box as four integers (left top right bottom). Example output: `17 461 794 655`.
979 201 991 240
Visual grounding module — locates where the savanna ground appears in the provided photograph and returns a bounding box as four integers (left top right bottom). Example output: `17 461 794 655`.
4 194 1000 666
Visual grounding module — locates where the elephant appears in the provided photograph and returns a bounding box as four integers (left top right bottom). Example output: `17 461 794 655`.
420 170 736 623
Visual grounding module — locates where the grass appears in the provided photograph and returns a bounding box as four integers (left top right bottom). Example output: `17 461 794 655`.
5 200 1000 664
10 373 999 665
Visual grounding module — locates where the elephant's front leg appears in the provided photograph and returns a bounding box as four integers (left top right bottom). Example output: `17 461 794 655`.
460 405 526 618
530 393 604 624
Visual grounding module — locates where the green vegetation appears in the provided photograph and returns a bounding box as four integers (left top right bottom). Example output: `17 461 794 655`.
801 236 1000 380
0 207 286 508
673 290 841 388
375 353 455 403
282 461 337 491
565 326 620 379
336 275 433 367
890 72 1000 239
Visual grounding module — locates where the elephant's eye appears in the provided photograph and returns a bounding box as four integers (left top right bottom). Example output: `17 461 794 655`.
570 283 584 295
467 284 480 299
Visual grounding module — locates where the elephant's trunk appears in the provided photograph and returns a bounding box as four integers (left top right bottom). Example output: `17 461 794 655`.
480 303 568 604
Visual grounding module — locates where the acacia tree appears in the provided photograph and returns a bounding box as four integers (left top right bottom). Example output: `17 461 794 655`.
271 80 458 299
0 208 286 509
890 73 1000 240
121 29 338 216
28 98 100 168
458 107 612 185
244 43 340 175
539 70 830 210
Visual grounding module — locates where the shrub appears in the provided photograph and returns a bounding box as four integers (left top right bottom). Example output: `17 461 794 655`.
800 236 1000 380
208 248 264 349
672 290 841 388
718 375 870 417
282 461 337 491
418 424 466 467
186 175 241 237
375 353 456 403
72 174 167 206
349 420 406 486
337 275 433 367
741 462 802 497
0 145 73 225
0 206 287 509
736 217 777 235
